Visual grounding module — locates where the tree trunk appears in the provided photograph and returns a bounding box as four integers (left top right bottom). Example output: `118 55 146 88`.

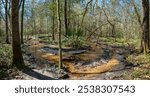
52 0 55 41
68 0 71 28
21 0 25 44
142 0 149 54
52 14 55 40
5 0 10 44
57 0 63 70
80 0 93 28
64 0 68 34
12 0 24 69
31 0 36 36
0 5 1 36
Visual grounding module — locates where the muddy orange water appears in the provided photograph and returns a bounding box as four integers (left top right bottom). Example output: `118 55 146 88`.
28 39 119 79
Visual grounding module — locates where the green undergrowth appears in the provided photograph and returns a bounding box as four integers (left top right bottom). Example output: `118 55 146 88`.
0 44 12 67
98 37 149 80
0 44 24 79
99 37 139 47
39 29 87 49
0 44 13 79
124 54 150 80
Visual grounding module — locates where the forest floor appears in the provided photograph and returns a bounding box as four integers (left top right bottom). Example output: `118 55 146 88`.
15 37 139 80
1 37 150 80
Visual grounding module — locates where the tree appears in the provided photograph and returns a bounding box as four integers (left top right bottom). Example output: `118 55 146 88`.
21 0 25 44
57 0 63 70
141 0 149 54
12 0 24 69
80 0 93 28
64 0 68 34
4 0 10 43
31 0 36 36
0 2 2 36
51 0 56 40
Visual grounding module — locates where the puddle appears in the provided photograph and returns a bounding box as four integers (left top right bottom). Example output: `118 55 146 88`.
41 46 87 55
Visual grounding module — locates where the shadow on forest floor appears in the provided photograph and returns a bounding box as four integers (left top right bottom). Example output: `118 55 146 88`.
23 67 55 80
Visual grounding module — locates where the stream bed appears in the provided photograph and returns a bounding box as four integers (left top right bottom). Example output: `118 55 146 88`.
21 39 135 80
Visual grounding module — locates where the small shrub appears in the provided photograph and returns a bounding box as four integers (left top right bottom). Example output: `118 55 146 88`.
64 29 85 49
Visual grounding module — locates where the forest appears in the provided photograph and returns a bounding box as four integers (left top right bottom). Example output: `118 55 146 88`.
0 0 149 80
